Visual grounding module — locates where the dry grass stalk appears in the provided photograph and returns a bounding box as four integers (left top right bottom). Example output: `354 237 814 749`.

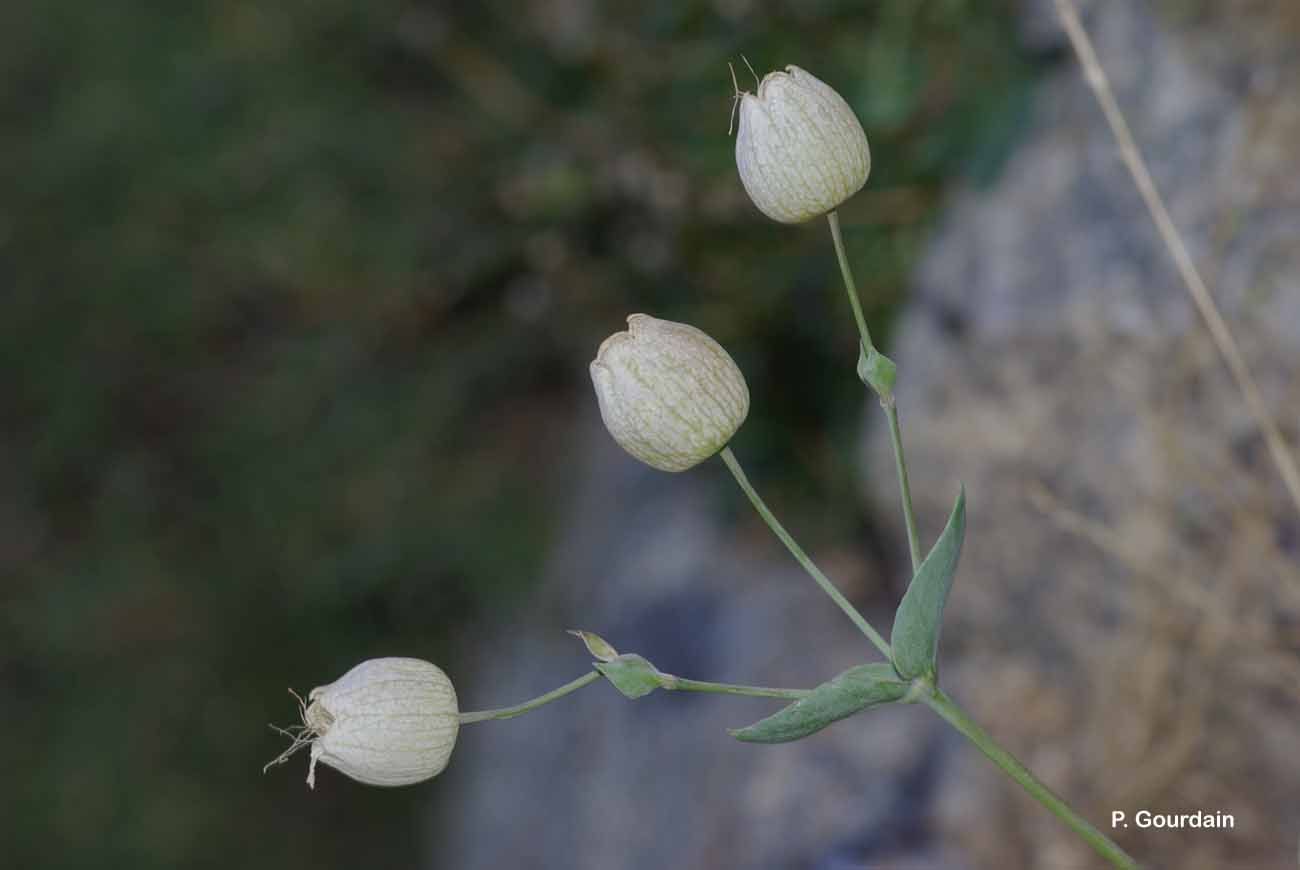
1051 0 1300 520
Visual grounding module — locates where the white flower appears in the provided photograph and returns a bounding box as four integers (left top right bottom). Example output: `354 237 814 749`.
590 314 749 472
267 657 459 789
735 65 871 224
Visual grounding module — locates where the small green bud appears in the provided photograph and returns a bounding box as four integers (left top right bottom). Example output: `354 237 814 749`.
857 343 897 398
595 654 667 699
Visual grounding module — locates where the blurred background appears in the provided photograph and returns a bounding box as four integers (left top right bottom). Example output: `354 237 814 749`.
4 0 1298 868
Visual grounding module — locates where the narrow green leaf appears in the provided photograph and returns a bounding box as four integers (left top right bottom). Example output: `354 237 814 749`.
728 663 907 744
890 486 966 680
595 654 665 699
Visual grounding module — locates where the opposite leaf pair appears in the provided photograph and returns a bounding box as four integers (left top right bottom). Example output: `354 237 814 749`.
731 487 966 744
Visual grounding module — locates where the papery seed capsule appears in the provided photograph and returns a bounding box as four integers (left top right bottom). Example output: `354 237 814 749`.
735 65 871 224
269 657 459 789
590 314 749 472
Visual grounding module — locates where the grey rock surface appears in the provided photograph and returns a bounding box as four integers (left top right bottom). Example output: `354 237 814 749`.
869 1 1300 866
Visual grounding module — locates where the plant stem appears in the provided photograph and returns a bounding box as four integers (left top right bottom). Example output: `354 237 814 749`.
829 211 1136 864
459 670 602 723
827 210 874 351
883 399 922 572
719 446 892 658
718 448 1134 863
664 675 810 700
924 687 1140 869
460 667 814 724
826 210 922 572
717 443 1139 864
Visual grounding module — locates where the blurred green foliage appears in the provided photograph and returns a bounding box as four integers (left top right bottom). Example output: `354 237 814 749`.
0 0 1040 867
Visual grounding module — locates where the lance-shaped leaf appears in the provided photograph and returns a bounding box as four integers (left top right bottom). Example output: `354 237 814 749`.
595 654 665 699
890 486 966 680
728 663 907 744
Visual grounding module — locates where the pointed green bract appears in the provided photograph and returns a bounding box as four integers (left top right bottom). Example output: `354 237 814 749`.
568 629 619 662
890 486 966 680
595 654 665 699
728 663 907 744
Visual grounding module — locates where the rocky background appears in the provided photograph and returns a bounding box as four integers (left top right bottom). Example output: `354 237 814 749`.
875 1 1300 866
437 1 1300 868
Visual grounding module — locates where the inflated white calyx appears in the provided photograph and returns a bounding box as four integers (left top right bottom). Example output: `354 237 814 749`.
267 657 459 789
735 64 871 224
590 314 749 472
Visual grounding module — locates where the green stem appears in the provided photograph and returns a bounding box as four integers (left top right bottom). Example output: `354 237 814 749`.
924 687 1140 869
829 212 1134 864
827 210 874 351
883 399 922 572
459 670 601 723
719 446 891 658
826 210 922 573
460 667 814 724
664 675 810 700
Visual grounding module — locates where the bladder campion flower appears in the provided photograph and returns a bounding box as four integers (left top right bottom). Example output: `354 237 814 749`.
734 65 871 224
266 657 459 789
590 314 749 472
